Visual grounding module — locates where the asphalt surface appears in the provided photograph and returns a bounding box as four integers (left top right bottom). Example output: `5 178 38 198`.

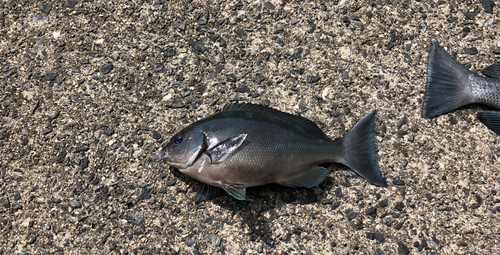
1 0 499 254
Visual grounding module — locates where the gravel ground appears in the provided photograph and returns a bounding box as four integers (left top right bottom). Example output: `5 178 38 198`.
1 0 500 254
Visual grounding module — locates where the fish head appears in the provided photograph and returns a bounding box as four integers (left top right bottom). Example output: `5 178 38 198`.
162 131 206 169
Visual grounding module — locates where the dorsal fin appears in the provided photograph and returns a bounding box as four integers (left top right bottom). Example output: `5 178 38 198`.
222 103 330 140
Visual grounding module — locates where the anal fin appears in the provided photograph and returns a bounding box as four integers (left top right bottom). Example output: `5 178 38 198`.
220 182 253 201
280 166 331 188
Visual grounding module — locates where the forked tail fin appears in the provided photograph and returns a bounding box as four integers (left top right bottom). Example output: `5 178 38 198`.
341 110 387 187
422 41 476 118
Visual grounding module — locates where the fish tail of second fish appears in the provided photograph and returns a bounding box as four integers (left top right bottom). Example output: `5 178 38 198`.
478 111 500 135
339 110 387 187
421 41 476 118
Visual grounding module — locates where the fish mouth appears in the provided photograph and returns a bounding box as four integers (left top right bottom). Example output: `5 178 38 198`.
164 147 203 169
162 136 207 169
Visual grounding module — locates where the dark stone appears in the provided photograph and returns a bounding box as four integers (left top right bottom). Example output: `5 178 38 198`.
394 201 405 211
207 234 221 245
366 207 377 216
432 235 440 244
227 74 237 82
397 241 410 255
425 193 433 201
65 0 78 8
283 233 292 244
165 48 176 57
342 16 350 26
463 9 480 19
102 128 114 136
69 199 81 208
45 70 56 81
166 178 177 186
306 75 320 83
335 187 343 198
27 234 37 244
26 50 36 59
39 2 52 14
166 99 185 108
479 0 495 14
185 238 195 247
152 131 161 140
177 22 185 31
198 11 208 25
55 150 67 163
211 34 220 42
80 157 89 170
366 232 385 243
137 188 151 201
101 63 113 74
373 248 385 255
152 64 163 73
216 18 225 25
234 85 250 93
345 208 358 220
418 238 428 252
256 74 265 85
0 196 10 208
342 69 349 80
264 2 275 10
378 199 388 207
393 179 405 185
128 210 144 225
464 47 478 55
235 27 246 37
397 116 407 129
189 40 207 53
493 49 500 54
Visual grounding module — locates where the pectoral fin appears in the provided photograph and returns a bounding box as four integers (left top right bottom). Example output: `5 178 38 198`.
195 183 224 203
220 182 253 201
280 166 331 188
206 134 247 163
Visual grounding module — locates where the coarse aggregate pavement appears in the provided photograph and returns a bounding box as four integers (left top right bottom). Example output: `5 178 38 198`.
0 0 499 254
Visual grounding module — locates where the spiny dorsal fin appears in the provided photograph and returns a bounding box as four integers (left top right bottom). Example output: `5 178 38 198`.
222 103 330 140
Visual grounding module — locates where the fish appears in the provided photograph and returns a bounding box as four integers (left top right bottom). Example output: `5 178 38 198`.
160 103 386 202
422 41 500 133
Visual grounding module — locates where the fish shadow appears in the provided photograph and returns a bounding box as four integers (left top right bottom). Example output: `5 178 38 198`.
176 163 357 249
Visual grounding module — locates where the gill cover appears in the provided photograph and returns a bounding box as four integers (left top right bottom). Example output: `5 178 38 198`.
162 131 206 169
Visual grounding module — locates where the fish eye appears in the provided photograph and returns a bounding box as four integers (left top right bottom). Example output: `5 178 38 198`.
174 133 185 144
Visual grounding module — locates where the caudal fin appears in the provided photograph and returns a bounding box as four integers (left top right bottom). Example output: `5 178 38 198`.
422 41 476 118
341 110 387 187
478 111 500 135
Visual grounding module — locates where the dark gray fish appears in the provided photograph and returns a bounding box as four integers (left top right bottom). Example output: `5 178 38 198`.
422 41 500 133
161 103 386 202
